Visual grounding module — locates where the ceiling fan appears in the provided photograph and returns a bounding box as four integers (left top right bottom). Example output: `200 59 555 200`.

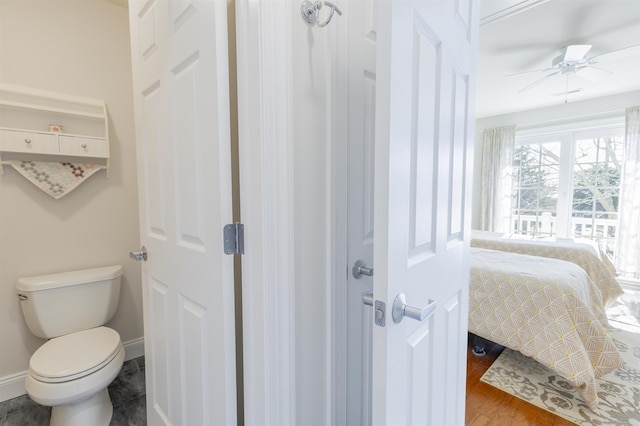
507 43 640 94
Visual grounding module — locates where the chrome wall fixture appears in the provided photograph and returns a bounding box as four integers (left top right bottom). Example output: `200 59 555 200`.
300 0 342 27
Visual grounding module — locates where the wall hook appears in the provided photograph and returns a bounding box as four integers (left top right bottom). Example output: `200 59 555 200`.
301 0 342 27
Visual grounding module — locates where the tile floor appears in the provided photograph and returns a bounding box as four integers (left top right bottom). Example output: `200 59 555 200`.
0 356 146 426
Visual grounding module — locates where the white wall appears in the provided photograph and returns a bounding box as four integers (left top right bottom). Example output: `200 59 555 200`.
471 90 640 230
0 0 143 401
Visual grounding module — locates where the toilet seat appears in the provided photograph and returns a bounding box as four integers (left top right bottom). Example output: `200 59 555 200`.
29 327 121 383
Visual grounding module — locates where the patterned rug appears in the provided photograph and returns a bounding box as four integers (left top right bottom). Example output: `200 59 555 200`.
480 290 640 426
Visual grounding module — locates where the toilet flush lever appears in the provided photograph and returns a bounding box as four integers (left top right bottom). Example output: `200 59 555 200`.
129 246 147 262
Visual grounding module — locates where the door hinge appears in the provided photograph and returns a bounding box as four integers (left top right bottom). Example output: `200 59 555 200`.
223 223 245 255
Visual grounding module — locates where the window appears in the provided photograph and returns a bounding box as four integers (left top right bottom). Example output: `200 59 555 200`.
512 141 561 237
511 119 624 257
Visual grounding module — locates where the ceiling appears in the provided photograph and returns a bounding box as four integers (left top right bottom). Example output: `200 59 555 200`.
476 0 640 118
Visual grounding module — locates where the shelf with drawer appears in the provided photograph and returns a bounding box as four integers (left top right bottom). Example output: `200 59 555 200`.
0 84 110 175
0 129 109 158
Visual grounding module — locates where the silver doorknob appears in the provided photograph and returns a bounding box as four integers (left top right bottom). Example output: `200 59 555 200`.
352 260 373 279
392 293 436 324
129 246 147 261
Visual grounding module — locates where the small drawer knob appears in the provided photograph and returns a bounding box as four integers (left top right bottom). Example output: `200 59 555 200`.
81 144 87 149
24 138 32 144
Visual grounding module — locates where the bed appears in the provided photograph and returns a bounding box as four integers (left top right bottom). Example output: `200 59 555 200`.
471 231 622 305
468 240 624 410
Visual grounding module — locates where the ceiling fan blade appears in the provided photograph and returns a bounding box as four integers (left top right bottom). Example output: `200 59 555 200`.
564 44 592 62
576 65 612 81
502 67 556 78
518 70 561 93
588 43 640 62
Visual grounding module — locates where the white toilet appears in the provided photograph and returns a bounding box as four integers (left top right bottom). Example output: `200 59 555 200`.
16 265 125 426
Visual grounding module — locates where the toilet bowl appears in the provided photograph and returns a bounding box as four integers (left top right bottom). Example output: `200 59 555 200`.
16 265 124 426
25 327 125 426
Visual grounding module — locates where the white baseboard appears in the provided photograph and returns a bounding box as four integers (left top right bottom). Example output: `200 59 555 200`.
0 337 145 403
123 337 145 361
0 372 26 403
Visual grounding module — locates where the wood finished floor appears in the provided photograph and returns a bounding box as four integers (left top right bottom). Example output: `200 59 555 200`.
465 334 575 426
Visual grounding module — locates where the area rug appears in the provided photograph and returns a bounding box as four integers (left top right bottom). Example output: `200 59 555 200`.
480 326 640 425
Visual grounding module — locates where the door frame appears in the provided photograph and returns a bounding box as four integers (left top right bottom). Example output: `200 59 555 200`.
235 1 296 424
327 2 350 425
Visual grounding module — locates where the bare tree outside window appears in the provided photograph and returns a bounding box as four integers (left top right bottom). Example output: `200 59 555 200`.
512 142 560 237
511 134 624 257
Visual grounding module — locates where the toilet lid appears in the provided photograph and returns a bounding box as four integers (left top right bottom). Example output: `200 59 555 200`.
29 327 122 383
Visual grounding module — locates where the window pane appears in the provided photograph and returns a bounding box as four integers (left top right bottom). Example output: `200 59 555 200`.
570 134 623 258
572 188 593 211
539 187 557 209
517 188 539 209
575 139 599 163
540 142 561 165
511 141 560 237
540 165 559 186
597 187 619 212
597 167 620 187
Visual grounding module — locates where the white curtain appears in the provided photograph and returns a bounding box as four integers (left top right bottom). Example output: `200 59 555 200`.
480 126 516 233
615 106 640 279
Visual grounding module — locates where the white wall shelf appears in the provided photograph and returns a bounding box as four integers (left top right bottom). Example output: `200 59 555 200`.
0 83 110 175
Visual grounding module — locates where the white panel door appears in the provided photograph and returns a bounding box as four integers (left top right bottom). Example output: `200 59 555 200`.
128 1 237 425
372 1 478 425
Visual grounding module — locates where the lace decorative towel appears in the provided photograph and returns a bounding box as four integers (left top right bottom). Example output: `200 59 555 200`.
4 160 105 199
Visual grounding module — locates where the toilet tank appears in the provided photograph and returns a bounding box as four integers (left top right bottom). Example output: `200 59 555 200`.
16 265 123 339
